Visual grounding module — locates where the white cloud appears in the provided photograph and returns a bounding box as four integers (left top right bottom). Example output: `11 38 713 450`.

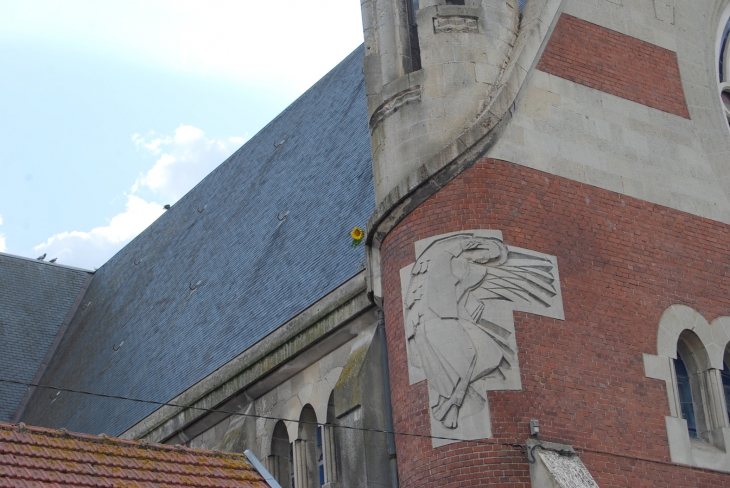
35 125 244 269
0 1 364 93
34 195 164 269
0 215 6 253
132 125 246 202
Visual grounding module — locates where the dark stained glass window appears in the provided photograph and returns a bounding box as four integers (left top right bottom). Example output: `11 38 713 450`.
675 355 697 438
317 426 325 486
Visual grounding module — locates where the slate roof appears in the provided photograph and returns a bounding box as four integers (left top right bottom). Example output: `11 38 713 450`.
0 422 267 487
0 254 91 422
20 45 374 436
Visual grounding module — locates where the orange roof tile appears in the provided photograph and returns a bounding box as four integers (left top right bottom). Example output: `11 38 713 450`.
0 422 269 487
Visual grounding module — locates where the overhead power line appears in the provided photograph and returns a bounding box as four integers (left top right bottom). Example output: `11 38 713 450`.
3 377 712 474
0 377 513 448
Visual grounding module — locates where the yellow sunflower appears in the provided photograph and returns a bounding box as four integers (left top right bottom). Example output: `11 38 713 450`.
351 227 364 247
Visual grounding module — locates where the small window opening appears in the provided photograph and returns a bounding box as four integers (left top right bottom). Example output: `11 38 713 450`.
317 426 325 486
289 443 295 488
406 0 422 72
445 0 466 4
675 354 698 438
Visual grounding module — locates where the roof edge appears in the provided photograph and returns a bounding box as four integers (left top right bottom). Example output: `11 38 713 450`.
0 251 95 274
13 272 95 423
1 421 249 460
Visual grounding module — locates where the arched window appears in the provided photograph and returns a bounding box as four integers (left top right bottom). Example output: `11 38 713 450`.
267 421 292 487
674 353 697 438
675 330 712 440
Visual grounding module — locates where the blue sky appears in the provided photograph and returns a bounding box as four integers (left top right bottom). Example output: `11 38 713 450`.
0 0 364 269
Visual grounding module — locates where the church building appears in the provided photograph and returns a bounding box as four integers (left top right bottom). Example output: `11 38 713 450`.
3 0 730 486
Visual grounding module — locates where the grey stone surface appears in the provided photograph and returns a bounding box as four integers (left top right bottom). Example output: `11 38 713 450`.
20 45 375 437
527 439 599 488
487 0 730 228
365 0 520 205
399 230 564 446
183 312 390 488
0 253 90 421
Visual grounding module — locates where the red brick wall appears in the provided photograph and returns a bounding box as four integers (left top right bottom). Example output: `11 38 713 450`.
537 14 690 119
380 159 730 487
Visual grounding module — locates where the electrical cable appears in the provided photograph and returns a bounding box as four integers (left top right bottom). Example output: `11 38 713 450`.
0 377 520 449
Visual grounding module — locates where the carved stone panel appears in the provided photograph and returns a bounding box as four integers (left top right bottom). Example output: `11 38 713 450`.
399 230 564 447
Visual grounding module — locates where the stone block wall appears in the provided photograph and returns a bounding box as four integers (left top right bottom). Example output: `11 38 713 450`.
537 14 689 118
490 10 730 227
379 158 730 487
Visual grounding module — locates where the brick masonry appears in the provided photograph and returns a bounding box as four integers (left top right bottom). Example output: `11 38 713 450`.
380 159 730 487
537 14 690 119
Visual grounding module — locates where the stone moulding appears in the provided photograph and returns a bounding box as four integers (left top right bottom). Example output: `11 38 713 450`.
369 86 422 132
364 0 565 305
433 15 479 34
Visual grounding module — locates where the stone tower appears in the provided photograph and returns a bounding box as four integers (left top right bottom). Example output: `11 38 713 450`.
361 0 519 205
362 0 730 485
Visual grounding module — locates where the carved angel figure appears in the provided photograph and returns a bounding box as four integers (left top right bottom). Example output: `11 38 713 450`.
403 234 557 430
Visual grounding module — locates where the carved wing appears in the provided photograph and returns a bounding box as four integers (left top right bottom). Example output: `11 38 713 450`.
403 256 428 339
473 250 557 309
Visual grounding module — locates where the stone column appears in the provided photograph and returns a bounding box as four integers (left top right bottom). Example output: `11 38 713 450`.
293 439 308 488
322 424 338 483
702 369 730 435
264 455 277 482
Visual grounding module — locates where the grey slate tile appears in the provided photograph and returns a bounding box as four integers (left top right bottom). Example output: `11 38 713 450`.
0 254 90 421
20 45 374 436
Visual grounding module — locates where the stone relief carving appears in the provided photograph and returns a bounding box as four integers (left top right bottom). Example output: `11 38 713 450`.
433 16 479 34
400 230 564 446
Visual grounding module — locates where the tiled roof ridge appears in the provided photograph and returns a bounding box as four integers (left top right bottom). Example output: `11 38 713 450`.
0 422 246 462
0 251 94 274
0 422 267 487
